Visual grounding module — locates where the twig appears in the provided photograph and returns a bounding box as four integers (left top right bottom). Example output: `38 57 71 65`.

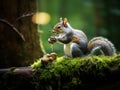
0 19 25 41
14 12 34 23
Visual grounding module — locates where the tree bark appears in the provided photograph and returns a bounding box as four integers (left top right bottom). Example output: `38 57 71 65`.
0 0 43 68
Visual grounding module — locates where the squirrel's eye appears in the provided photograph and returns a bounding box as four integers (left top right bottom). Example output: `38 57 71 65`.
57 26 60 29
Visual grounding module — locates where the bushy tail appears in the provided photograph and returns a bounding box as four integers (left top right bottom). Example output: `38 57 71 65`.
88 37 116 56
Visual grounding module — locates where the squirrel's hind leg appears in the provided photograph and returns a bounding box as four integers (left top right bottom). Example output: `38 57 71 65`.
70 43 84 58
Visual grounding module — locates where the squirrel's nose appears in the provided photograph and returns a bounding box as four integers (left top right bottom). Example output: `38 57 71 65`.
52 30 56 33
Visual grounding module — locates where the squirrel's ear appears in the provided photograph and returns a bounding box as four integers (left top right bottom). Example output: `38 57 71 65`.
63 18 67 26
59 17 63 22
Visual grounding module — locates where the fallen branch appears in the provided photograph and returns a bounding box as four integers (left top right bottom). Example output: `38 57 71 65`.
0 66 34 77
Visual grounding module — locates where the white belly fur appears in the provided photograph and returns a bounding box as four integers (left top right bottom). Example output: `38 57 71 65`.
64 43 72 57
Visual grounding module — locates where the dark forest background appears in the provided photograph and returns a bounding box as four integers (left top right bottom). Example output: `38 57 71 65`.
0 0 120 67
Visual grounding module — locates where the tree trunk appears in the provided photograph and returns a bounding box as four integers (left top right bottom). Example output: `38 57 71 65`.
0 0 43 68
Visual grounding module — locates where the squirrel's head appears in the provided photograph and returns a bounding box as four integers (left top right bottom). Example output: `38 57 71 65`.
52 18 68 34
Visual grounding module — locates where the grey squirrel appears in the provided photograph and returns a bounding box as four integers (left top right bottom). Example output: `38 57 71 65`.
48 18 116 58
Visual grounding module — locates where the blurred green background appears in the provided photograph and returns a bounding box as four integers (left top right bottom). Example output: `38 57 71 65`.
36 0 120 56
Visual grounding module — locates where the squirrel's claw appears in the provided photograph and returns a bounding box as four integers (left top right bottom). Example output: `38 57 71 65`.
48 36 57 44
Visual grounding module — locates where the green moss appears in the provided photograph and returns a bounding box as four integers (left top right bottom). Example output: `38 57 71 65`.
31 54 120 90
1 54 120 90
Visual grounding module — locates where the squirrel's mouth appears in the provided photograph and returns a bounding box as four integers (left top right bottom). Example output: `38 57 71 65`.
52 30 59 34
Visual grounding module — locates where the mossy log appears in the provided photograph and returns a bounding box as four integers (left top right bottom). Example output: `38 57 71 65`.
0 54 120 90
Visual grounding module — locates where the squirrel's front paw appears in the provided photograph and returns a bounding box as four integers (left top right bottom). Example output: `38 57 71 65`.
48 36 57 44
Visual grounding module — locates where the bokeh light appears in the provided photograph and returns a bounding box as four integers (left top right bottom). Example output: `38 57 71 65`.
32 12 50 25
